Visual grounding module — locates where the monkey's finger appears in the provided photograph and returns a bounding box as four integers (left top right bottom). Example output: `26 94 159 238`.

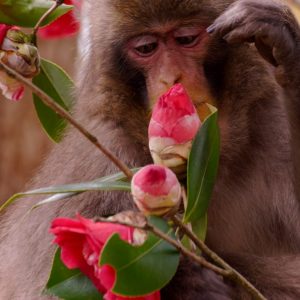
206 3 247 35
256 25 296 66
207 0 288 38
223 21 296 67
222 21 268 44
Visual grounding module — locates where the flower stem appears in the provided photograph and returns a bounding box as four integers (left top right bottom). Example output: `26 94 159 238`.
96 216 230 278
32 0 64 43
171 216 267 300
145 221 230 278
0 61 133 179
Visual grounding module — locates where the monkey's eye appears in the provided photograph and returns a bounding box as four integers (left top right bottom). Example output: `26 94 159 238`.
175 35 198 46
131 35 158 57
174 27 203 48
135 43 158 56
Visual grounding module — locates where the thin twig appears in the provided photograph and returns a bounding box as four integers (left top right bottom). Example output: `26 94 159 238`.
96 216 229 278
172 216 267 300
181 187 196 252
32 0 64 38
0 61 133 179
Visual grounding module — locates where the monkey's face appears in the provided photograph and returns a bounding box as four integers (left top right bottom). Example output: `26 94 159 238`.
125 24 214 108
85 1 227 110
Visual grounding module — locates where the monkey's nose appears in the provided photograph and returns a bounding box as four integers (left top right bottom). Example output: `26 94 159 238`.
159 72 183 89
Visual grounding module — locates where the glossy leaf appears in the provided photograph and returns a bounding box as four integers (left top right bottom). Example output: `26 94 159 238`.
0 1 72 27
33 59 74 142
100 216 180 296
33 168 142 208
192 214 208 242
33 182 131 208
1 168 141 212
0 181 131 213
181 214 208 250
184 110 220 224
45 249 102 300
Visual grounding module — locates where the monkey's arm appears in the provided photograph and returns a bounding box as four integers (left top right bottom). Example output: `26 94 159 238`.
207 0 300 198
207 0 300 73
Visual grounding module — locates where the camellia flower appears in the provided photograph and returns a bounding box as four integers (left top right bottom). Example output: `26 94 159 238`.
0 25 40 100
148 83 201 173
50 214 160 300
0 24 12 44
0 71 24 101
131 165 181 216
0 25 23 100
38 0 81 39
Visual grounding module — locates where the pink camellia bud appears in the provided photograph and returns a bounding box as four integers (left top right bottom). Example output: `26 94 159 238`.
0 25 40 101
148 83 201 173
131 165 181 216
1 28 40 77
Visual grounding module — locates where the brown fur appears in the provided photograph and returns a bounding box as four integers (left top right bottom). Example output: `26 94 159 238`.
1 0 300 299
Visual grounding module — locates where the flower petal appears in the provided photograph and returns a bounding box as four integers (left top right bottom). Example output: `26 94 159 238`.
171 113 201 143
50 214 136 294
38 0 80 39
131 165 181 216
0 70 24 101
0 24 12 45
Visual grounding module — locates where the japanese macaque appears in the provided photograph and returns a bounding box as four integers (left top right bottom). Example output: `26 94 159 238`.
1 0 300 299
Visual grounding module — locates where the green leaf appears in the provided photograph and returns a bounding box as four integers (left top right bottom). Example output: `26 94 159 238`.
181 214 208 251
46 249 102 300
0 1 73 27
184 110 220 224
100 216 180 296
33 168 143 208
33 59 74 143
33 171 132 208
0 181 131 213
33 181 131 207
0 168 141 213
192 214 208 242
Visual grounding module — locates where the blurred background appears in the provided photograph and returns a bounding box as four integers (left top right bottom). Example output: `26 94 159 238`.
0 1 299 203
0 37 77 202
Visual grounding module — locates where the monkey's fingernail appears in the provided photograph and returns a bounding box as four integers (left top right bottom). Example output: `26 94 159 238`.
206 25 216 34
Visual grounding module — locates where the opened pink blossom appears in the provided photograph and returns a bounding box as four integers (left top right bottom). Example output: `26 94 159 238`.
38 0 80 39
50 214 160 299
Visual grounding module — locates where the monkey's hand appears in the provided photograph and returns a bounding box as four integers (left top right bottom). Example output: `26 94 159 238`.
207 0 300 70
